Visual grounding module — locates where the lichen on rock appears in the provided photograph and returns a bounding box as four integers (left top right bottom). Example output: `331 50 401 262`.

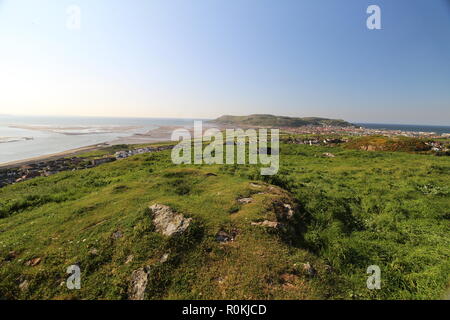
149 204 192 237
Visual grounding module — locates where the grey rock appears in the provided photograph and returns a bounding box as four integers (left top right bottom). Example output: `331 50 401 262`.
149 204 192 237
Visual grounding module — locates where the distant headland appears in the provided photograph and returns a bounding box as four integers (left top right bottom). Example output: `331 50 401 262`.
209 114 354 128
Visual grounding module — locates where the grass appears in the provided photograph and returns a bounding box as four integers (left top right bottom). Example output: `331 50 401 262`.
0 140 449 300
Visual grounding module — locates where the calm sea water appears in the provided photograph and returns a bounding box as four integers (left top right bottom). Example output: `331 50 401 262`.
355 123 450 135
2 116 449 165
0 115 203 164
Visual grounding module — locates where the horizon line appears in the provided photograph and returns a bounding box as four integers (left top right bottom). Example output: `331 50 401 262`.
0 113 449 127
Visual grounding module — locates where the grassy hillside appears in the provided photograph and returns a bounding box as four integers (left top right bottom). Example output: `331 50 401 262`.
0 141 449 300
210 114 354 127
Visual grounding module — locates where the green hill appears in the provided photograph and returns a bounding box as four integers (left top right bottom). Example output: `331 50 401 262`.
0 149 324 300
209 114 354 127
0 140 449 300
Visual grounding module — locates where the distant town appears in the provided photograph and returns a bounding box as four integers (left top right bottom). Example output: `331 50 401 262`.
0 145 174 189
1 124 449 189
282 125 450 139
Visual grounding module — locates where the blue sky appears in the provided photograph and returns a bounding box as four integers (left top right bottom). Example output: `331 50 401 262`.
0 0 449 124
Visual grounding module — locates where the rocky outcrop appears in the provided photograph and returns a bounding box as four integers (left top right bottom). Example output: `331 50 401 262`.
251 198 299 240
149 204 192 237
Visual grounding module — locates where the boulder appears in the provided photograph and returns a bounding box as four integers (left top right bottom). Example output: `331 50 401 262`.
149 204 192 237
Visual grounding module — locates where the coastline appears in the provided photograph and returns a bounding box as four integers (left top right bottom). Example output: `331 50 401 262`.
0 123 225 169
0 125 178 169
2 121 448 169
0 143 109 169
7 124 142 135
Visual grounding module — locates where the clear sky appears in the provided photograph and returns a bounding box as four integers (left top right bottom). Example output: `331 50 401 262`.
0 0 449 124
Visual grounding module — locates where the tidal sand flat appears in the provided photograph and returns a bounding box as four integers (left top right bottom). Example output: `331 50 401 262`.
0 116 205 165
7 124 143 135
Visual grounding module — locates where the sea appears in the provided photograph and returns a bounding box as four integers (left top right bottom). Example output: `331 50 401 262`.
355 123 450 135
0 115 203 165
1 115 449 165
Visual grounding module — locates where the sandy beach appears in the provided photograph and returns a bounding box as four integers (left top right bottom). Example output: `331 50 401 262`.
0 125 178 169
8 124 142 135
0 122 228 169
108 125 181 145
